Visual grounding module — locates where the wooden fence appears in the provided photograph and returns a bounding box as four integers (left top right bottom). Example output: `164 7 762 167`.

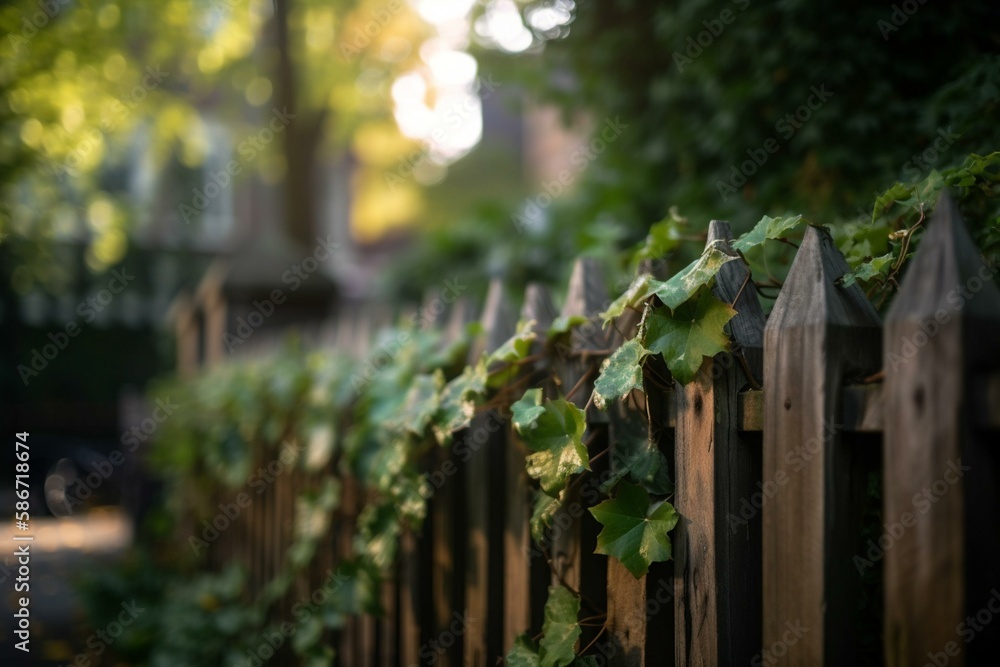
201 195 1000 666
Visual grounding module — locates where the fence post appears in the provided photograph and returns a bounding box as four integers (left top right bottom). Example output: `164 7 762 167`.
673 220 765 666
429 296 477 667
883 192 1000 665
555 257 611 649
762 225 881 664
504 283 558 649
465 280 514 666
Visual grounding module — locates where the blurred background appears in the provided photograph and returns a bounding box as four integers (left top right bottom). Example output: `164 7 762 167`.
1 0 998 664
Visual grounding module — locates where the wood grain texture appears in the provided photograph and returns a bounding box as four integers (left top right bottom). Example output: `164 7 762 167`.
429 297 477 667
464 280 514 667
398 528 423 667
552 258 610 594
504 284 558 649
883 192 1000 666
605 409 655 667
551 258 610 652
673 221 764 666
762 225 881 665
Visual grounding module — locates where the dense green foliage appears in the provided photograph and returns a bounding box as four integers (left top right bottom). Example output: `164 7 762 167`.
386 0 1000 297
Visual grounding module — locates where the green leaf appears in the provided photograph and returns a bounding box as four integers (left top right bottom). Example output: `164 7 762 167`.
547 315 588 340
531 489 564 544
589 482 679 578
650 241 738 311
488 319 537 367
602 417 672 496
512 391 590 496
600 273 653 324
539 585 581 667
732 214 805 253
395 370 444 435
353 503 401 571
505 633 541 667
633 212 684 261
872 182 917 221
643 290 736 384
842 252 895 287
511 387 548 431
433 359 488 444
592 338 649 410
642 291 735 384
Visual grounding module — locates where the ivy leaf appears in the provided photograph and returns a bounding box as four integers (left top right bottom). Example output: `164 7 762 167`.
650 241 738 311
547 315 588 340
602 418 672 496
395 370 444 435
353 503 401 571
841 252 895 287
433 359 487 444
488 319 537 366
600 273 653 324
539 585 581 667
531 489 564 544
512 390 590 496
633 211 685 262
643 291 735 385
325 560 383 618
589 482 679 578
732 214 805 253
511 388 548 431
871 182 918 222
506 633 541 667
592 338 649 410
487 320 537 389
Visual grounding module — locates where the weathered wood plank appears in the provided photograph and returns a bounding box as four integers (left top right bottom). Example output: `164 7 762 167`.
504 284 558 650
883 192 1000 666
465 280 514 667
603 410 658 667
398 528 422 667
762 224 882 665
674 220 764 666
553 258 610 652
430 297 477 667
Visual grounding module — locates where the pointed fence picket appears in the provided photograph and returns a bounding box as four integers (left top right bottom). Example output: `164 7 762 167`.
188 193 1000 666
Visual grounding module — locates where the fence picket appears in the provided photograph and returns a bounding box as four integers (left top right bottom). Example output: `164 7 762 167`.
463 280 515 666
762 225 882 665
555 258 611 649
673 220 765 666
504 284 558 649
883 192 1000 665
